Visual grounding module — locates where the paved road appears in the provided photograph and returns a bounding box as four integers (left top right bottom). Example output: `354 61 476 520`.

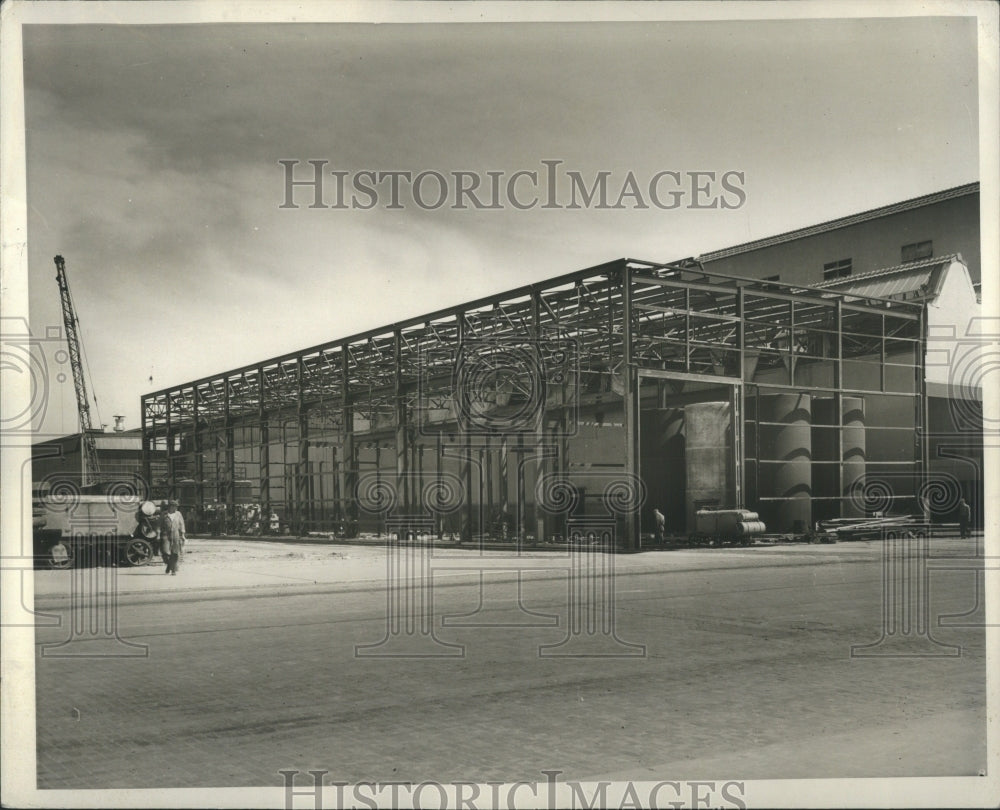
35 548 986 789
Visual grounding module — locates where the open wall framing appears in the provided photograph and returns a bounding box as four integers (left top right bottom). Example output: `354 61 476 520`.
143 258 926 545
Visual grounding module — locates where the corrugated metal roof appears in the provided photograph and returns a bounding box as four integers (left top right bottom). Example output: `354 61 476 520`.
698 183 979 262
814 254 959 302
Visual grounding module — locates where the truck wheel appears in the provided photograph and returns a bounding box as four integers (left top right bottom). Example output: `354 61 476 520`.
124 538 154 567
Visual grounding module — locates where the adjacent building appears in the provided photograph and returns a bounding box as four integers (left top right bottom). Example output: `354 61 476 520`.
32 428 166 495
699 182 980 292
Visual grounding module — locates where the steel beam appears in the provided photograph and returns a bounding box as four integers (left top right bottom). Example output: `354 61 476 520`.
631 367 742 387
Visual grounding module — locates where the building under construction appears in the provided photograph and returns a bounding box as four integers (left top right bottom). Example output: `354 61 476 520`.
142 253 983 547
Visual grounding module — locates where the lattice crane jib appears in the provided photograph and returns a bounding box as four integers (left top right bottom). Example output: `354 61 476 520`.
53 255 101 486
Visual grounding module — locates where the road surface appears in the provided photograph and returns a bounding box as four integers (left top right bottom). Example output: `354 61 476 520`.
34 542 986 789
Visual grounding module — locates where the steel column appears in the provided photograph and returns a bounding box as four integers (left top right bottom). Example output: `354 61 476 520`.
436 430 444 539
298 363 310 535
258 367 270 535
458 312 473 543
918 306 929 490
416 442 424 515
341 350 357 532
394 330 408 514
375 441 383 535
788 300 796 386
224 381 236 530
517 433 526 546
736 288 746 509
531 288 546 544
832 302 845 522
141 398 151 498
479 436 488 539
622 264 638 550
684 286 691 373
193 388 204 524
880 313 887 393
165 394 174 500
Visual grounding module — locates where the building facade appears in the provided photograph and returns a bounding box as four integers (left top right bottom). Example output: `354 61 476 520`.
699 183 980 292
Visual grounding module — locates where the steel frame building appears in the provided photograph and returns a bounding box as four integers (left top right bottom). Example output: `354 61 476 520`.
142 258 926 547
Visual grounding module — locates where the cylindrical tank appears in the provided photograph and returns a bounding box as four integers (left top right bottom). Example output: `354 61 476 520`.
684 402 733 530
811 398 839 523
758 393 812 532
841 396 866 518
810 396 867 521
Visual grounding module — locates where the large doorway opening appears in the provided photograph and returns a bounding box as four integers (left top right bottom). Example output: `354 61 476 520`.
638 375 741 538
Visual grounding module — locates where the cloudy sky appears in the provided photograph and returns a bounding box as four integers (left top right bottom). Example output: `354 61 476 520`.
20 12 980 437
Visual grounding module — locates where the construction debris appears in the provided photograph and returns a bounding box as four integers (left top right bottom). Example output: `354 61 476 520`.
814 515 929 540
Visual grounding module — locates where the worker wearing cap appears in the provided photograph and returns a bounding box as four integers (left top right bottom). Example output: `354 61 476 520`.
159 500 187 575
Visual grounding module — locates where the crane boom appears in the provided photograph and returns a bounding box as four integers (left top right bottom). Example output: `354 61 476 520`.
53 255 101 486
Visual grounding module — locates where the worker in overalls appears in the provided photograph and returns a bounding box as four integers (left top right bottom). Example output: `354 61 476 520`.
160 500 187 575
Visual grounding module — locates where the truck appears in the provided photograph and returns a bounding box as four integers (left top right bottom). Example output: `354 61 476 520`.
33 493 163 569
